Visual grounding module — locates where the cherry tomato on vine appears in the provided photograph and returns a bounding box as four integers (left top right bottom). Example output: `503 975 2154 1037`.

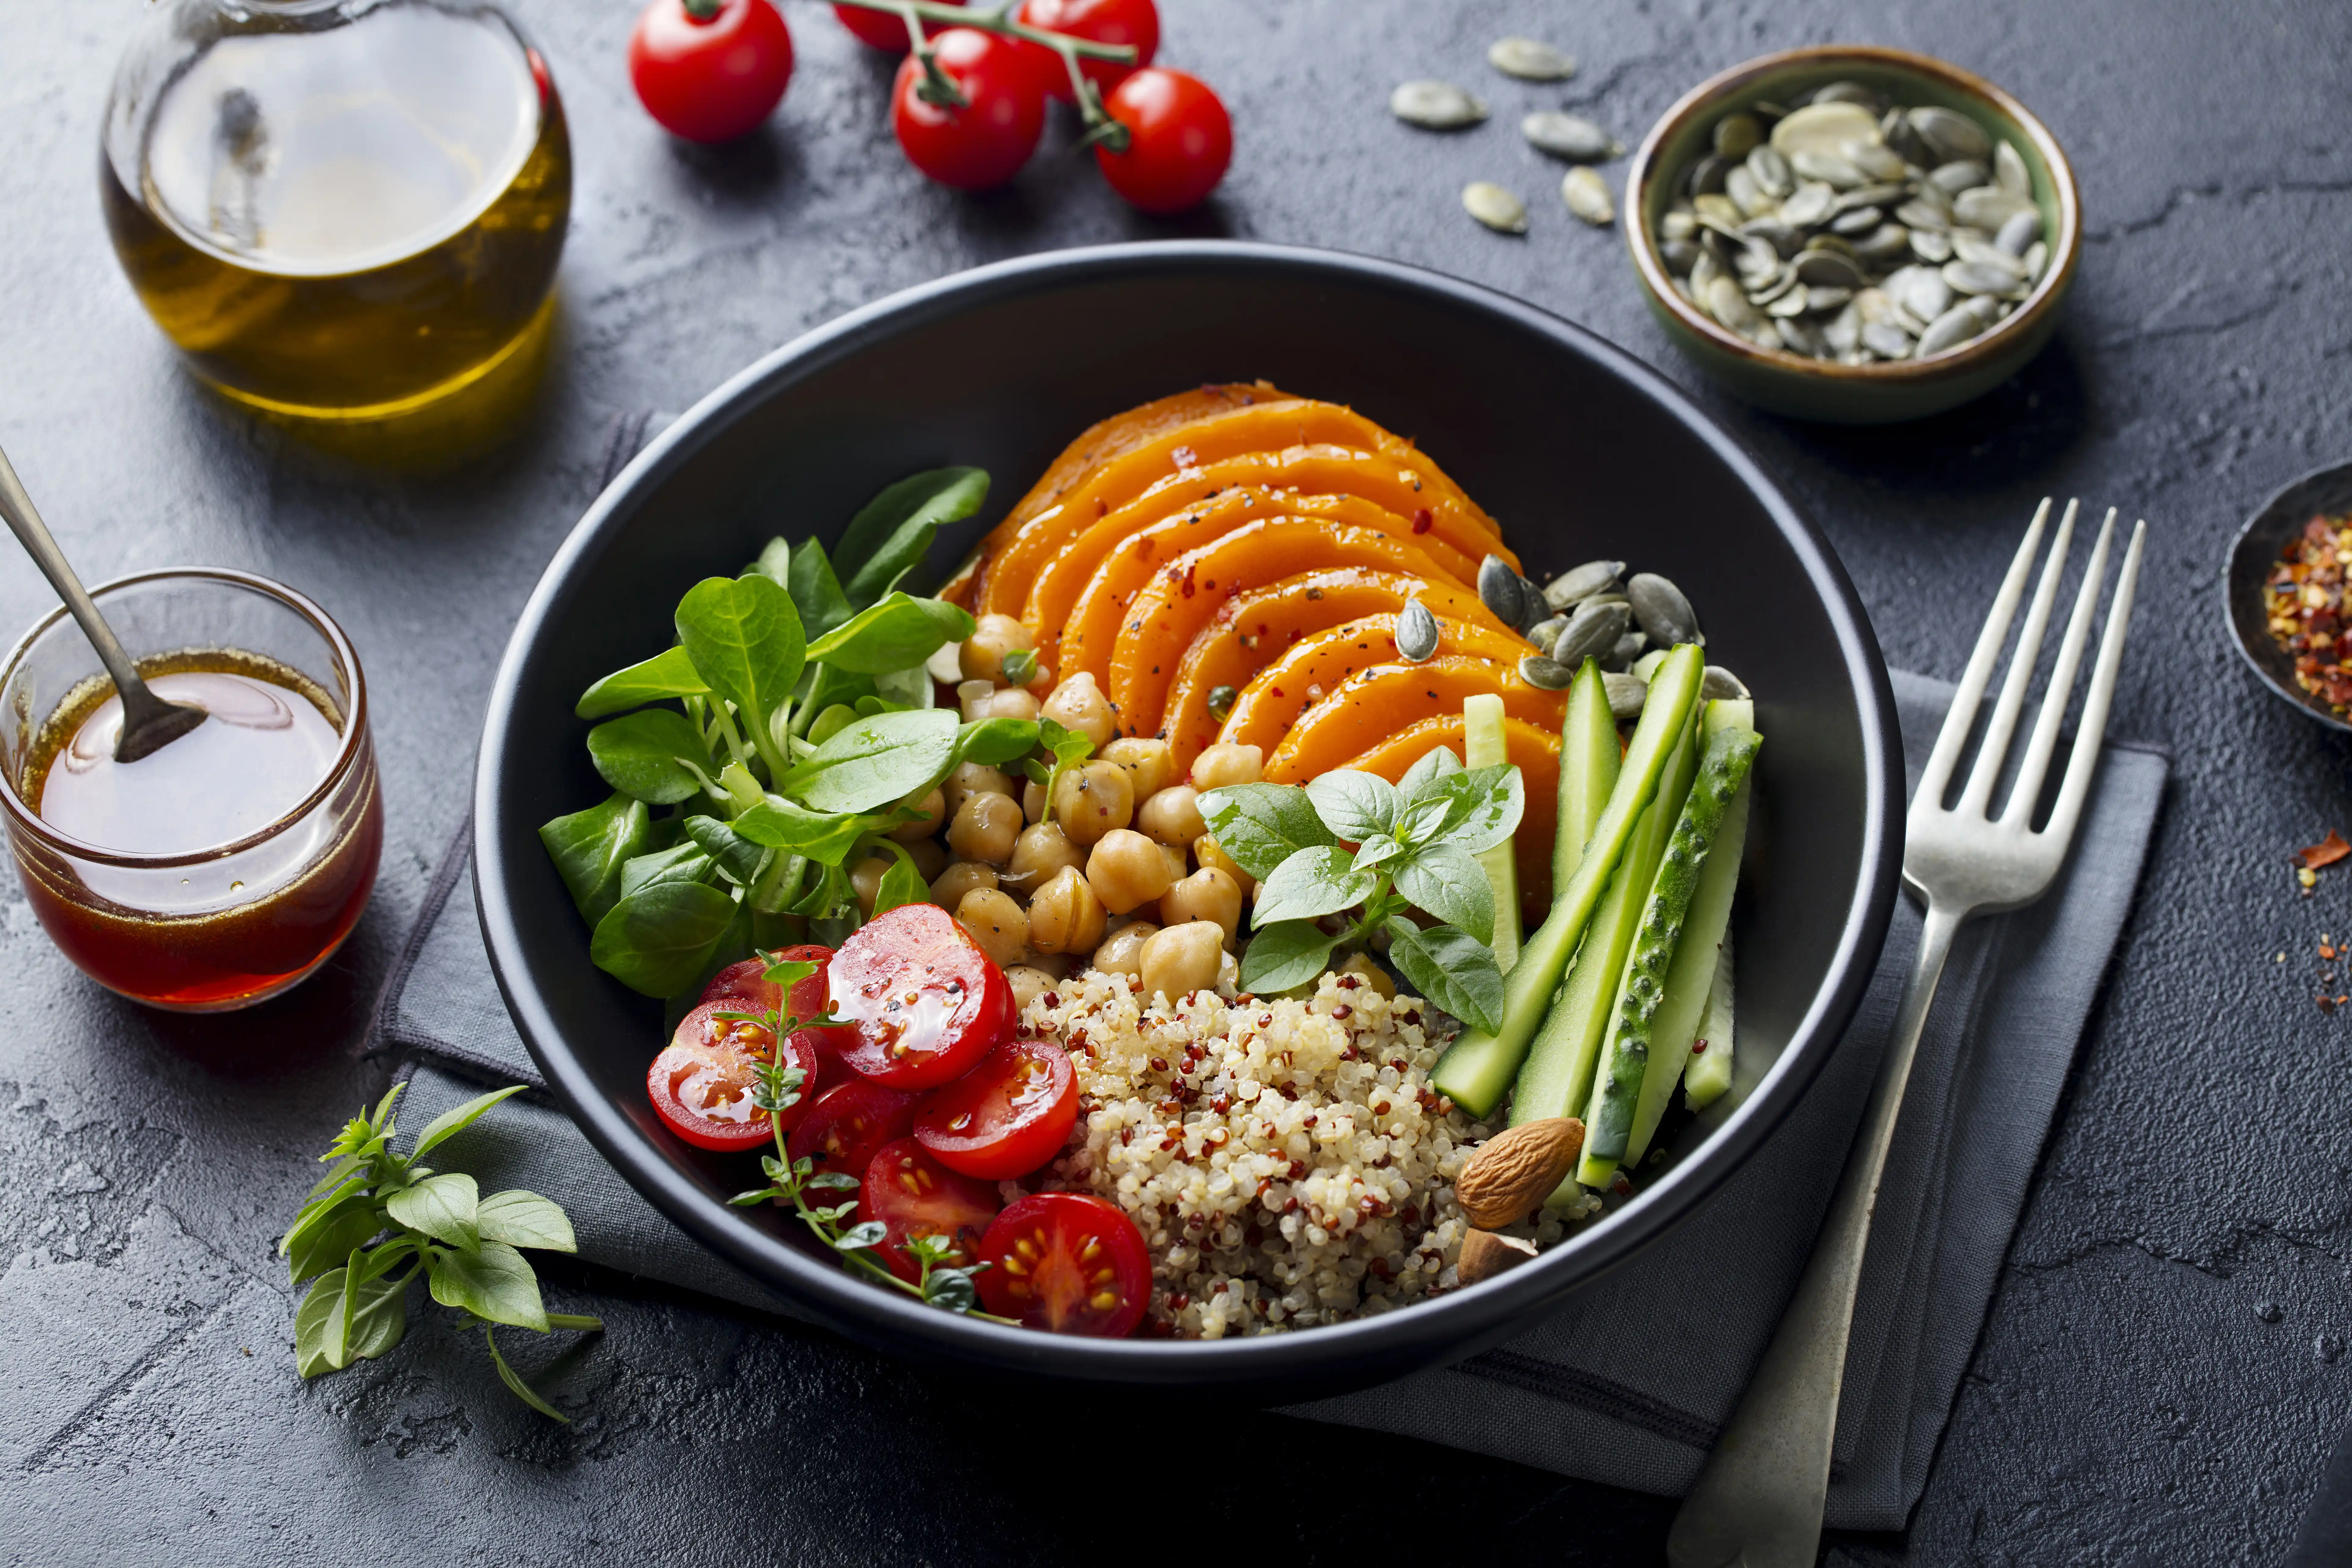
891 28 1047 192
787 1077 922 1181
975 1192 1152 1336
860 1138 1002 1283
1094 67 1230 214
646 1002 818 1152
832 0 961 52
1014 0 1157 99
630 0 794 144
915 1036 1078 1179
827 902 1015 1086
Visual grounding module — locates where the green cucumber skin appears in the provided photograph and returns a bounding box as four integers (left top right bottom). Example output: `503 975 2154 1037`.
1576 726 1763 1183
1682 934 1737 1111
1430 646 1705 1118
1553 659 1621 892
1464 695 1524 974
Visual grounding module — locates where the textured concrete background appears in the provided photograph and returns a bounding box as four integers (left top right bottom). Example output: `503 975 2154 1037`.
3 0 2349 1562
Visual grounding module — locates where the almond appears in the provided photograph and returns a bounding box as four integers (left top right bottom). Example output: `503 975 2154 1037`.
1458 1228 1539 1285
1453 1116 1584 1228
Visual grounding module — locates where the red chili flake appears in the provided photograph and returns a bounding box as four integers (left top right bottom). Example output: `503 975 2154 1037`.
1095 497 1108 517
1131 536 1155 558
2298 831 2352 870
1611 1172 1633 1196
1270 685 1284 697
1411 506 1433 534
2324 947 2340 963
2321 996 2339 1013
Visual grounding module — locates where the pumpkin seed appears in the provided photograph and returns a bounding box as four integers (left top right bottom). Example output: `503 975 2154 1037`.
1660 238 1701 275
1764 282 1813 318
1395 598 1441 663
1829 205 1883 236
1701 665 1751 700
1914 301 1984 356
1713 112 1762 159
1661 207 1697 241
1953 185 2032 230
1562 166 1615 226
1810 81 1888 116
1887 264 1953 322
1693 192 1743 227
1705 276 1765 334
1801 284 1852 312
1994 140 2031 196
1824 302 1863 354
1478 554 1527 624
1520 656 1577 692
1793 249 1866 288
1605 632 1649 671
2023 239 2049 281
1776 315 1829 357
1687 155 1732 196
1515 576 1548 631
1526 615 1569 649
1778 181 1835 228
1881 108 1934 167
1950 232 2026 275
1689 249 1721 297
1392 80 1488 130
1995 207 2042 256
1791 149 1867 189
1742 217 1803 258
1725 164 1769 218
1626 572 1701 646
1861 320 1913 359
1602 671 1649 720
1909 229 1953 263
1910 104 1992 163
1464 181 1529 234
1769 100 1882 158
1943 259 2023 296
1853 224 1912 264
1207 685 1238 721
1895 198 1950 232
1927 160 1989 197
1542 559 1625 610
1746 145 1795 198
1522 111 1622 162
1843 138 1909 182
1488 36 1576 81
1552 599 1632 666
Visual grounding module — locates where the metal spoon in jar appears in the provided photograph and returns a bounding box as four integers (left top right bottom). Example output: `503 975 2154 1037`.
0 441 207 763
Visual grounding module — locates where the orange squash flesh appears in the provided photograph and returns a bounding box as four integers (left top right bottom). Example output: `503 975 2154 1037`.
1337 715 1562 923
1262 658 1569 784
1159 571 1518 771
1096 519 1454 738
1218 618 1542 760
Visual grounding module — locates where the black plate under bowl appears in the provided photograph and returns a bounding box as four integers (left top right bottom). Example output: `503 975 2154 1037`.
2227 459 2352 735
475 242 1902 1400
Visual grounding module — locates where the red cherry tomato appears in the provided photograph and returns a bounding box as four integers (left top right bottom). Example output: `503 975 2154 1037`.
787 1077 922 1182
646 1002 818 1152
702 945 860 1095
891 28 1047 191
833 0 960 51
975 1192 1152 1336
1093 67 1230 214
915 1037 1078 1179
860 1137 1002 1283
629 0 794 144
1014 0 1156 99
827 902 1014 1087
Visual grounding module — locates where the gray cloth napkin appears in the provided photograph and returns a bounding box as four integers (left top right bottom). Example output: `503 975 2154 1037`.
381 666 2166 1532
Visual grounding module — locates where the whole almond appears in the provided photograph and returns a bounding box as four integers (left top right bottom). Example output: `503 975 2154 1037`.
1454 1117 1585 1228
1458 1228 1540 1285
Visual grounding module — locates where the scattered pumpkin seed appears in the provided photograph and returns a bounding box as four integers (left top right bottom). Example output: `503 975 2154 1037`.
1392 79 1488 130
1478 554 1527 624
1994 140 2032 196
1522 111 1622 162
1627 572 1702 645
1520 656 1577 691
1562 166 1615 226
1910 104 1992 164
1488 36 1576 82
1206 683 1238 721
1602 671 1649 719
1395 598 1441 663
1464 181 1529 233
1542 559 1625 610
1552 599 1632 666
1700 665 1751 700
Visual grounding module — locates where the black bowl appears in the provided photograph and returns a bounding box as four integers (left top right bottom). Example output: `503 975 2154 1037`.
475 242 1902 1399
2226 459 2352 735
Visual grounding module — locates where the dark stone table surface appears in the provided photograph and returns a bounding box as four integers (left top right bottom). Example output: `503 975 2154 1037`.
5 0 2350 1562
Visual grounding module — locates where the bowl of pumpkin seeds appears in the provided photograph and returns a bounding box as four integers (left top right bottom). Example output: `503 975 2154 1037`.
1625 44 2080 423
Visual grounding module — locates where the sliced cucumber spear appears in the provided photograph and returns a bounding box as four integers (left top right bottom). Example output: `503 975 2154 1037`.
1682 932 1737 1113
1463 694 1522 975
1552 657 1622 892
1576 722 1763 1187
1431 644 1706 1118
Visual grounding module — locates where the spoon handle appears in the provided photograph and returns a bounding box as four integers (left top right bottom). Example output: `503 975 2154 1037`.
0 443 166 724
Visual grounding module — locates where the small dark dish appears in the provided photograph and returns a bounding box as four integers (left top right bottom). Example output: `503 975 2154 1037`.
474 242 1901 1398
2226 459 2352 735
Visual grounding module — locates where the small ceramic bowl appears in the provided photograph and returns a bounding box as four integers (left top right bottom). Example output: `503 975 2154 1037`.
1624 44 2082 424
2225 459 2352 736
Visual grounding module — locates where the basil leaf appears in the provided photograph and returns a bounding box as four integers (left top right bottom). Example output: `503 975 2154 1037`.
1306 770 1400 842
1399 744 1463 798
780 707 960 813
683 815 767 886
786 536 856 639
294 1270 352 1377
485 1325 571 1423
1393 842 1496 945
731 796 878 865
1415 763 1525 854
836 467 990 606
576 645 709 718
477 1190 577 1253
1237 920 1345 992
805 593 976 675
1251 846 1377 927
834 1220 889 1252
1384 917 1506 1034
426 1239 550 1331
590 881 740 997
957 716 1040 766
385 1171 480 1251
539 792 651 924
294 1259 404 1377
586 709 709 806
873 844 928 916
1196 783 1336 881
676 573 807 736
344 1265 409 1364
284 1196 384 1286
618 842 716 900
1351 833 1406 873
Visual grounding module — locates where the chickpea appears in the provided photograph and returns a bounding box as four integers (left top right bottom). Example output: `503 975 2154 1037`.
1338 952 1395 998
1139 921 1224 1002
1005 821 1085 892
957 680 995 722
1190 742 1264 790
1136 783 1207 846
944 761 1012 816
947 790 1023 865
1194 833 1255 895
1159 866 1242 943
984 686 1039 722
1003 964 1055 1012
1101 736 1172 802
889 787 945 842
849 851 889 916
905 837 948 881
1022 778 1049 825
931 861 998 909
1027 865 1107 954
1092 921 1158 980
1158 842 1190 883
1026 950 1076 980
1085 828 1174 915
1041 670 1118 748
1051 760 1134 847
955 887 1029 968
959 613 1035 684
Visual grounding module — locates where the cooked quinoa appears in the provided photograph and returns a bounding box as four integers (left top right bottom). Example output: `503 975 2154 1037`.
1022 964 1572 1338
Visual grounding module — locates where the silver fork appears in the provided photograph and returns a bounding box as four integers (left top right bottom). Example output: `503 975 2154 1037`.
1667 499 2147 1568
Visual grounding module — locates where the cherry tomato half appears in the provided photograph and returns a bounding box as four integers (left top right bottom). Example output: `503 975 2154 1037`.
861 1137 1002 1283
647 1002 818 1152
630 0 794 145
1093 68 1230 214
1014 0 1156 99
828 902 1015 1087
787 1077 922 1182
833 0 960 51
915 1036 1078 1180
891 28 1047 192
975 1192 1152 1336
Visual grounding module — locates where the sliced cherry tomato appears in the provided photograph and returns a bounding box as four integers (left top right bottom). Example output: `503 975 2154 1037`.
1093 67 1230 214
699 956 781 1012
915 1037 1078 1179
860 1137 1002 1283
891 28 1046 192
647 1002 817 1152
828 902 1014 1087
1014 0 1156 99
787 1077 922 1182
976 1192 1152 1336
705 946 860 1095
833 0 960 51
630 0 794 145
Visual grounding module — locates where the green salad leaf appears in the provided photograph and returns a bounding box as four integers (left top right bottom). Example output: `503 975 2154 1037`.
538 793 649 923
805 592 975 674
576 645 709 718
780 707 960 813
586 708 710 806
590 880 740 997
834 467 989 606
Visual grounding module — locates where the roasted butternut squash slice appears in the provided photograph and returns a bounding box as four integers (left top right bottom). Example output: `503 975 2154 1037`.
1337 714 1562 922
1097 519 1455 738
1261 658 1568 784
1218 618 1541 760
1159 571 1516 770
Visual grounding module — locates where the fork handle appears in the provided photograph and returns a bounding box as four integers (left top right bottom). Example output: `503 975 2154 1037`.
1667 897 1967 1568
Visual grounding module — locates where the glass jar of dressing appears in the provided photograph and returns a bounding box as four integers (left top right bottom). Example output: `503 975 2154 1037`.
100 0 570 426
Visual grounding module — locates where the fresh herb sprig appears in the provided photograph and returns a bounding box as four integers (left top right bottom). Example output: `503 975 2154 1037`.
279 1084 601 1421
1200 748 1524 1031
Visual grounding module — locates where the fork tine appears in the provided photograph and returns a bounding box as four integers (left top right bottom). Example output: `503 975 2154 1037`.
1916 499 2051 809
1958 499 2079 816
2040 519 2146 847
2001 508 2115 826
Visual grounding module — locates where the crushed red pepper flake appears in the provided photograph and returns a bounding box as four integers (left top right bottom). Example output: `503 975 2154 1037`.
2268 514 2352 712
2298 831 2352 870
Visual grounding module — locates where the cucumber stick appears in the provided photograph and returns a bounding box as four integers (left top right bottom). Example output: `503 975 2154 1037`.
1552 659 1622 892
1576 723 1763 1186
1463 694 1522 975
1623 701 1756 1166
1430 645 1706 1118
1682 933 1737 1112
